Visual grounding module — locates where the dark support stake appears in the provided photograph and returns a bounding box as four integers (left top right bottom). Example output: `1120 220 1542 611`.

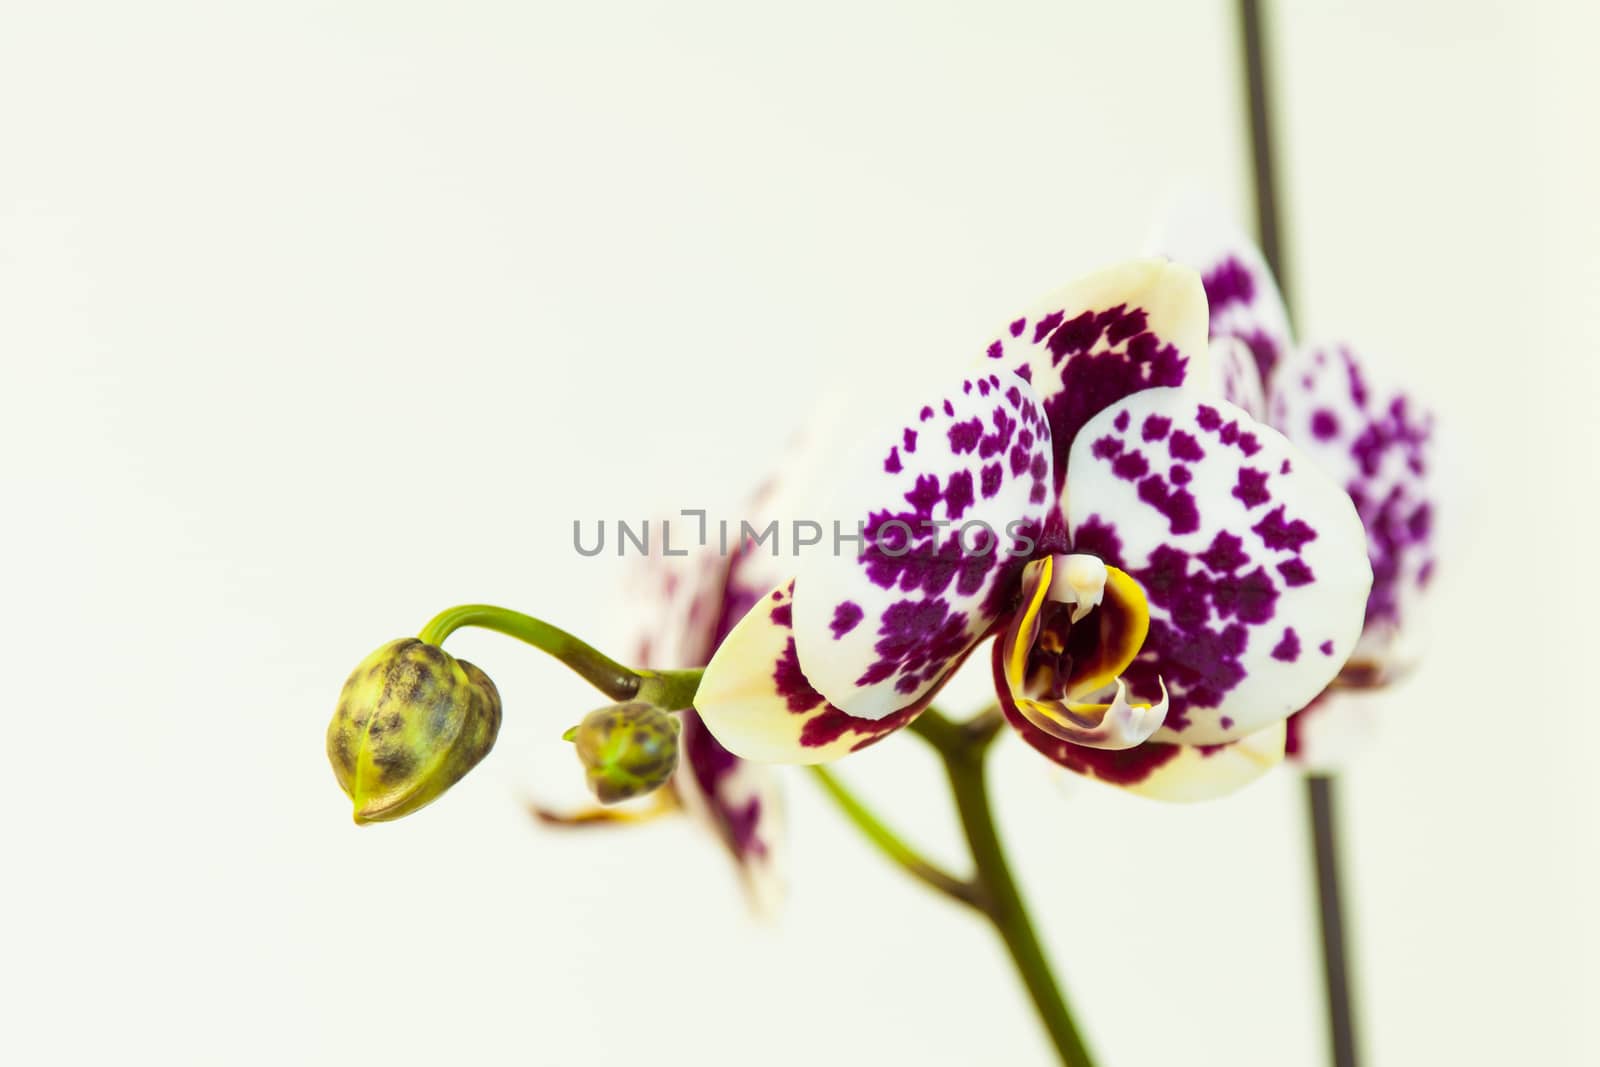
1307 774 1359 1067
1238 0 1291 303
1236 2 1360 1064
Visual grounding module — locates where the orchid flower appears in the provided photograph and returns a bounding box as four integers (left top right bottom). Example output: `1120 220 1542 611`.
1154 199 1440 766
693 259 1374 800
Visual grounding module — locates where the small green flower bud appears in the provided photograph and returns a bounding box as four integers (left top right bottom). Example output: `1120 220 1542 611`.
569 702 680 804
327 638 502 824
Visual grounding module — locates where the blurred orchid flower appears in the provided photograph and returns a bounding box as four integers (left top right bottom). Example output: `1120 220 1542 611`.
535 506 789 914
694 259 1373 800
1155 197 1440 767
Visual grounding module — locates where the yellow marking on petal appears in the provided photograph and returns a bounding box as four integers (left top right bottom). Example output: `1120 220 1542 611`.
1063 565 1151 701
1003 556 1054 696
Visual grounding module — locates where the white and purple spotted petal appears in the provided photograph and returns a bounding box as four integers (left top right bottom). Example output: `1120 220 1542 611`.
1066 388 1371 745
790 373 1057 718
697 580 945 764
979 259 1212 495
1268 343 1439 682
1152 193 1294 388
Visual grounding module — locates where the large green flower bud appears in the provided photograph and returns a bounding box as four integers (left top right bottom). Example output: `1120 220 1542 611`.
327 638 502 824
569 702 680 804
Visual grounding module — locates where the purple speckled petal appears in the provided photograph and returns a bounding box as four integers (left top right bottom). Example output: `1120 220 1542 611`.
697 580 946 763
1268 343 1439 684
625 536 733 671
621 527 787 909
789 372 1057 718
1151 193 1294 388
676 708 785 914
1065 388 1372 745
981 259 1211 495
1209 335 1268 420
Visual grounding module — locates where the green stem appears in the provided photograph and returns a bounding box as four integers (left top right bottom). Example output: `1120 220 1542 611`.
416 604 700 710
808 765 984 910
910 711 1097 1067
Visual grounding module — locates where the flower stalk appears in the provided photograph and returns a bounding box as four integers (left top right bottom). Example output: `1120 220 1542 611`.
416 603 701 711
908 710 1097 1067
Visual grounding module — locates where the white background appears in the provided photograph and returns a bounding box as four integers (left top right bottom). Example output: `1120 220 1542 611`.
3 1 1594 1064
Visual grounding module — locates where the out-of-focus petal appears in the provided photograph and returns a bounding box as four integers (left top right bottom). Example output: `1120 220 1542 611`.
1284 690 1378 771
676 709 785 915
1065 387 1371 745
619 528 789 910
982 259 1211 492
1210 335 1268 420
994 556 1164 748
1268 343 1439 683
697 580 947 764
1151 192 1294 387
623 525 732 670
1005 703 1287 801
790 371 1057 719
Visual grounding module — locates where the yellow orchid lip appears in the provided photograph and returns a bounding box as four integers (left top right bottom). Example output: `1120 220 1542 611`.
998 554 1166 750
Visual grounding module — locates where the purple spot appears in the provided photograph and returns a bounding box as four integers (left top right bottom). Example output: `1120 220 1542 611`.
884 447 902 474
1032 310 1065 344
1092 434 1123 460
772 637 823 713
1276 558 1315 586
987 340 1003 359
1232 467 1272 509
1114 409 1131 432
1141 414 1172 441
830 601 864 639
980 462 1003 499
1271 627 1301 662
1198 531 1250 574
1195 405 1222 431
1009 443 1031 475
1112 450 1150 481
948 418 982 454
943 399 955 417
919 405 934 422
1253 506 1318 554
1137 474 1200 535
1238 432 1262 456
1280 458 1292 475
1202 257 1256 312
1169 464 1192 486
903 428 918 453
1009 317 1026 338
1210 566 1279 625
1319 640 1335 656
944 469 975 520
1311 409 1340 440
1169 431 1205 461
